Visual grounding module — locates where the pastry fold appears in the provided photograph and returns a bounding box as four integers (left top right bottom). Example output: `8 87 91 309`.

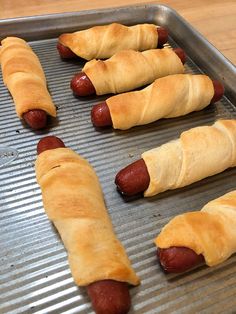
83 48 184 95
107 74 214 130
155 190 236 266
0 37 56 118
35 148 140 287
59 23 158 60
142 119 236 197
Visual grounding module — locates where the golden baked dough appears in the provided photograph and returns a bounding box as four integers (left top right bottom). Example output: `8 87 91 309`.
59 23 158 60
142 120 236 197
83 48 184 95
35 148 140 286
107 74 214 130
155 190 236 266
0 37 56 118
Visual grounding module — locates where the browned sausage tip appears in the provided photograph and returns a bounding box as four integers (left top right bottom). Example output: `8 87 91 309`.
70 72 96 97
87 280 131 314
157 27 168 47
57 42 77 59
91 102 112 127
157 247 204 273
37 136 65 155
211 80 224 103
115 159 150 196
23 109 47 130
173 48 186 64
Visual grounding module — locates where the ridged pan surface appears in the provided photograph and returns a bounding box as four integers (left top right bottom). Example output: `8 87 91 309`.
0 5 236 314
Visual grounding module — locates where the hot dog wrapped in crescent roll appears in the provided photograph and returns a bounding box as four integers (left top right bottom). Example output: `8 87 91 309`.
82 48 184 95
0 37 56 128
155 190 236 268
35 147 139 287
104 74 215 130
142 120 236 196
58 23 160 60
115 120 236 197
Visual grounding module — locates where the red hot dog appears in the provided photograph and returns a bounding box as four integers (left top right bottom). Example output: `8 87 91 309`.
37 136 132 314
87 280 131 314
91 78 224 128
57 27 168 59
70 48 186 97
172 48 186 64
211 80 225 103
91 102 112 127
57 42 78 59
37 136 65 154
157 27 168 47
157 247 204 273
70 72 96 97
23 109 48 130
115 159 150 196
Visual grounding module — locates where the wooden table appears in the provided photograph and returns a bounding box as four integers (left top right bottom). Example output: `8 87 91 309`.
1 0 235 65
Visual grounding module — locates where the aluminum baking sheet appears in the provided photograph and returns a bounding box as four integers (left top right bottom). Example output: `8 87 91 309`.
0 4 236 314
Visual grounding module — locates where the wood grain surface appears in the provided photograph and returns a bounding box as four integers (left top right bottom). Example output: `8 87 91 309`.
0 0 235 65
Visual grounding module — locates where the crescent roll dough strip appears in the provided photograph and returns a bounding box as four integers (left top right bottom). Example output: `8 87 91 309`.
83 48 184 95
0 37 56 118
155 190 236 266
107 74 214 130
59 23 158 60
35 148 140 286
142 119 236 197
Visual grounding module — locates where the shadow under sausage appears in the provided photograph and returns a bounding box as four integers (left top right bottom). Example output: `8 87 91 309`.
116 186 145 202
160 263 207 282
21 114 59 134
